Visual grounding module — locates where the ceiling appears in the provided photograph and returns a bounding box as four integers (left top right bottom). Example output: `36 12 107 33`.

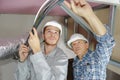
0 0 101 16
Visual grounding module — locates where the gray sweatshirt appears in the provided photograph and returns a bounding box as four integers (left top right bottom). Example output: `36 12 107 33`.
15 45 68 80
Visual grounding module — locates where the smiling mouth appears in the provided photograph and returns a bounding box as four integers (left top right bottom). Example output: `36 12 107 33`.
49 38 56 40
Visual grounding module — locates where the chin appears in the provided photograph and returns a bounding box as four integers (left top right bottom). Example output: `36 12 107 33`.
45 39 58 45
47 41 57 45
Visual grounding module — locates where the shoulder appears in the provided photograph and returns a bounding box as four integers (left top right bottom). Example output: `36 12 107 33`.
56 47 64 53
55 47 68 58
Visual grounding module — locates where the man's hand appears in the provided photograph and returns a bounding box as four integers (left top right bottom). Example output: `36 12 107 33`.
19 44 29 62
64 0 106 35
64 0 94 18
28 28 41 54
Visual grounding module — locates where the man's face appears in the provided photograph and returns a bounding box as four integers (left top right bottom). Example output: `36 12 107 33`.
43 26 60 45
71 39 89 56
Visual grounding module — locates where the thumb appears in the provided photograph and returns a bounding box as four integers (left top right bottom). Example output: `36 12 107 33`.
64 0 71 9
71 0 78 14
32 27 38 37
80 0 87 6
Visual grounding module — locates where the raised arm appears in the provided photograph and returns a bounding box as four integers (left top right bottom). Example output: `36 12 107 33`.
64 0 106 35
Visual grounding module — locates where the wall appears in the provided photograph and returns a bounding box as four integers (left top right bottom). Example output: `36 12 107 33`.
0 14 35 80
111 5 120 63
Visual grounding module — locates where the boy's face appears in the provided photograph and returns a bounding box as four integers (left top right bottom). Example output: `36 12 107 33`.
71 39 89 56
43 26 60 45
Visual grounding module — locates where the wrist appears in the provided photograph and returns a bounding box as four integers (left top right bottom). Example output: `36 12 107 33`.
19 59 25 63
33 48 41 54
84 12 96 21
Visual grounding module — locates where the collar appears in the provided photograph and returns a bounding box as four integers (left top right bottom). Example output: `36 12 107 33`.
41 42 57 57
74 49 92 61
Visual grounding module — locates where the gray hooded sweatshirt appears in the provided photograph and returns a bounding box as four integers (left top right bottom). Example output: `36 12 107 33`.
15 44 68 80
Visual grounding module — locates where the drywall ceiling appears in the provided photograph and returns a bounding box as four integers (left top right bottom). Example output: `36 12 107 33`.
0 0 102 16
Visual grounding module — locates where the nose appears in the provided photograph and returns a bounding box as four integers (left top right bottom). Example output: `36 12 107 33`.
49 30 59 36
50 32 56 37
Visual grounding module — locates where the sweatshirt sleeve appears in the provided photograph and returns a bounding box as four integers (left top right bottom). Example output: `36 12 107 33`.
15 59 30 80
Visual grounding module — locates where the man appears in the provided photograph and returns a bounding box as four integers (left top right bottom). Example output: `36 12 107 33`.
65 0 115 80
15 21 68 80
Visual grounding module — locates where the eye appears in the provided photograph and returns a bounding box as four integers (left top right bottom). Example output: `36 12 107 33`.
72 43 76 46
47 30 51 33
46 30 51 33
54 31 59 34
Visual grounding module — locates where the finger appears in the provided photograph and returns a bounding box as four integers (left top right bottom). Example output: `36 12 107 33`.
22 47 29 52
74 0 79 3
19 44 24 51
29 31 34 39
71 0 78 14
79 0 86 6
64 0 71 9
28 38 32 47
74 0 86 7
19 47 29 53
32 27 38 37
74 0 80 6
23 52 29 56
21 44 28 48
19 44 29 51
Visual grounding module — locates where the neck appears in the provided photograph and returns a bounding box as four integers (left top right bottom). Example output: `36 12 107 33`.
44 43 56 55
77 50 88 60
77 55 84 61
